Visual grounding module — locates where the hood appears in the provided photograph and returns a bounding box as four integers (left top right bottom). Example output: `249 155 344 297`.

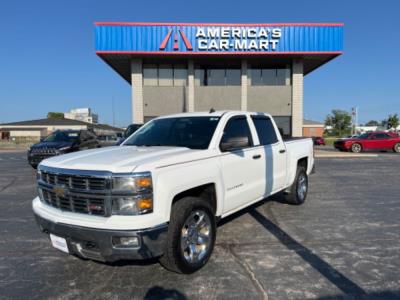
40 145 204 173
31 141 74 149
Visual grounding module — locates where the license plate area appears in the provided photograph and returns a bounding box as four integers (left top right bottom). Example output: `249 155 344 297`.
50 234 69 254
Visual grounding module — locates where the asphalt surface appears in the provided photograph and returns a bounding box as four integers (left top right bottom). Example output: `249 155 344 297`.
0 151 399 300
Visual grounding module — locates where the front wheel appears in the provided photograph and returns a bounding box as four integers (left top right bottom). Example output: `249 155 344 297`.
393 143 400 153
351 143 362 153
284 167 308 205
159 197 216 274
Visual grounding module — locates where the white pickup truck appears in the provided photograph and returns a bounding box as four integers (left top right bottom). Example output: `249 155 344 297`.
33 111 314 273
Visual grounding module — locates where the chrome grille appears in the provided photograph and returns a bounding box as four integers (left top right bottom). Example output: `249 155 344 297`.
40 171 108 191
31 148 57 155
38 170 110 216
41 189 106 216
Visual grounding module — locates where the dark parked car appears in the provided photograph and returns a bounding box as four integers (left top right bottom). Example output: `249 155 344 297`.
97 133 120 147
27 129 100 168
334 131 400 153
124 124 142 139
312 136 326 146
117 123 143 144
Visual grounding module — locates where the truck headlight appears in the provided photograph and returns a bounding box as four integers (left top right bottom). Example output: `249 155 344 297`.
111 172 153 215
112 172 152 193
112 195 153 215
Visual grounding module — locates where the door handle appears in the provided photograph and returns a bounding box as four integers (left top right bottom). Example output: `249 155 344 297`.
279 149 286 153
252 154 262 159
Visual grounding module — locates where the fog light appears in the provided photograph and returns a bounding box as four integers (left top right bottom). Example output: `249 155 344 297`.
112 236 140 248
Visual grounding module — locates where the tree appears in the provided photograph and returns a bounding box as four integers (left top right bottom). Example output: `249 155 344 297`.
47 112 64 119
365 120 379 126
387 114 399 130
324 109 352 137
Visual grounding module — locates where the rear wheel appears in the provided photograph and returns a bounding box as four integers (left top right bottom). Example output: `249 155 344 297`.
284 167 308 205
159 197 216 274
394 143 400 153
351 143 362 153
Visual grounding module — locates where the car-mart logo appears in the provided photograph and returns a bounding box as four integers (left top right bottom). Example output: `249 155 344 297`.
160 27 282 51
159 28 193 51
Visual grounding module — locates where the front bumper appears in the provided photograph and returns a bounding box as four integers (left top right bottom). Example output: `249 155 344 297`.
27 153 54 166
34 213 168 262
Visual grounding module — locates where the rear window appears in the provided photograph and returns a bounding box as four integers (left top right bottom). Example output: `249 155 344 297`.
251 116 278 145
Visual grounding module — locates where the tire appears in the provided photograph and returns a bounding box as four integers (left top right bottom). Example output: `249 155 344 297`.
351 143 362 153
284 166 308 205
393 143 400 153
159 197 216 274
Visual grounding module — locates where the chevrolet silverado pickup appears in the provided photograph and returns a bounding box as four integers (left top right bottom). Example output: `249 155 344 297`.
32 111 314 273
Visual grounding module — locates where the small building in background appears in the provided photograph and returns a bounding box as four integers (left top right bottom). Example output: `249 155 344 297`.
64 108 98 124
302 119 324 137
0 118 122 144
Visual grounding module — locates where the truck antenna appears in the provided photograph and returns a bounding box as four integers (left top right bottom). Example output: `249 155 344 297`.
209 108 215 113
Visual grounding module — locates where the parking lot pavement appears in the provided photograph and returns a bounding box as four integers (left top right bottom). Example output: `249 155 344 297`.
0 152 399 300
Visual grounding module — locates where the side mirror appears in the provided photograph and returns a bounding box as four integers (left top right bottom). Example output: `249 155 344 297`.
220 136 249 152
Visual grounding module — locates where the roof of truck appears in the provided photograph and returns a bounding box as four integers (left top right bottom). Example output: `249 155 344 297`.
156 111 270 119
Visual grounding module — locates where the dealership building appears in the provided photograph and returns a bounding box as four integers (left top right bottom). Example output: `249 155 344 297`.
95 22 343 136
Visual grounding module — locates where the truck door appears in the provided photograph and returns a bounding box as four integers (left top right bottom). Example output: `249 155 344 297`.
251 115 287 195
218 116 265 213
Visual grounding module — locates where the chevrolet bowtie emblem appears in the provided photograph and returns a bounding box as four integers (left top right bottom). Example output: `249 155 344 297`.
53 186 66 197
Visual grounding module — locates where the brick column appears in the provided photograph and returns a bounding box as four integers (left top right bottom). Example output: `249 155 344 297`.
241 59 248 111
131 59 144 124
291 59 304 137
187 60 195 112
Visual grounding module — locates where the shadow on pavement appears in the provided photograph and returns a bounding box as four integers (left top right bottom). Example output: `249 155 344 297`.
249 209 367 297
144 286 187 300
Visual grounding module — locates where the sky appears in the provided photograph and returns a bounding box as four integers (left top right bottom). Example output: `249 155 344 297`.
1 0 399 127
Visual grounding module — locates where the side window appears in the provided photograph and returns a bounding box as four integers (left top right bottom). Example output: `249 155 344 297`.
220 117 253 150
375 133 389 139
251 116 278 145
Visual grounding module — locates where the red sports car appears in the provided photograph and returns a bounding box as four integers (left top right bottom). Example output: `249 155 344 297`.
312 136 326 146
334 132 400 153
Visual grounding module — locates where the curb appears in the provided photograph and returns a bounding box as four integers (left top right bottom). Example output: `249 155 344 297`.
315 153 378 158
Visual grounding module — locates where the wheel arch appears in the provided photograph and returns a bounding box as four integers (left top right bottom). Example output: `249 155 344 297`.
171 183 219 217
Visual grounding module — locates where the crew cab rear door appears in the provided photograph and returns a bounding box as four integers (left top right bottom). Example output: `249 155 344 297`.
250 115 287 195
218 115 265 213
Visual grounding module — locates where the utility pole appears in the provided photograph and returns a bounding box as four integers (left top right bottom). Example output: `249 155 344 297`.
351 107 358 135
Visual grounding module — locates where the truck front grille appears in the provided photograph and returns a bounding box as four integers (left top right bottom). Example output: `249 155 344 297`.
41 189 106 216
41 171 108 191
38 170 110 216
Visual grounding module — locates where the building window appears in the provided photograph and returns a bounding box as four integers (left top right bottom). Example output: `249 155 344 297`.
195 67 241 86
249 67 291 86
173 65 188 86
194 69 205 86
143 64 188 86
158 64 173 86
208 69 226 85
143 64 158 86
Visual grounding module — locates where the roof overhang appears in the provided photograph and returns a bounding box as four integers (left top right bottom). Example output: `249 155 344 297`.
95 22 343 83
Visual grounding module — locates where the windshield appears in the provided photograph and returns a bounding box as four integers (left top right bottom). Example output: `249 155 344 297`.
123 117 221 149
357 133 370 139
44 131 79 143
